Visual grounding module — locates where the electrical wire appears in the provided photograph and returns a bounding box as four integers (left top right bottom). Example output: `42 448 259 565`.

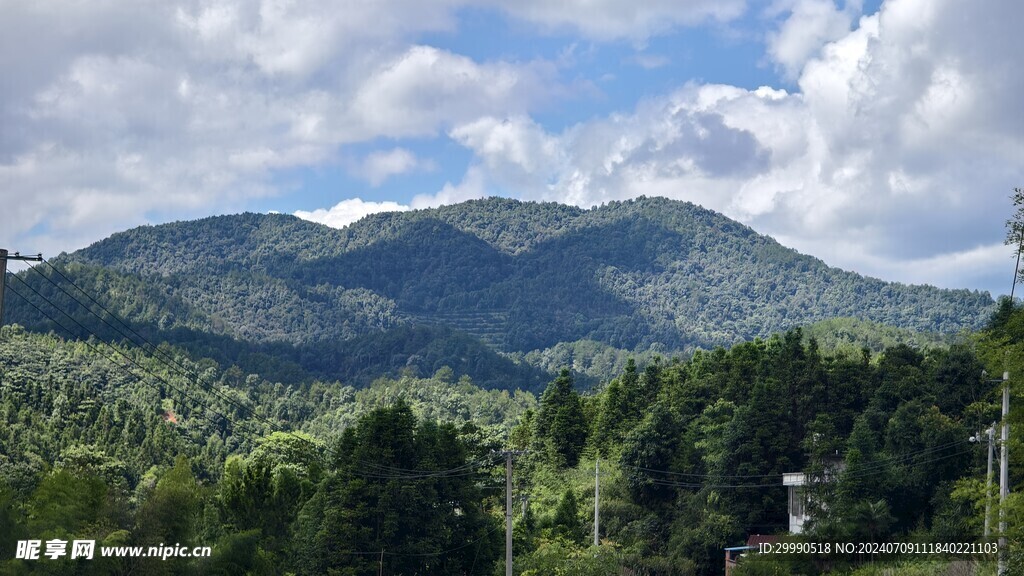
350 456 498 479
40 258 286 426
618 437 970 482
5 265 515 568
341 513 503 557
630 444 973 489
30 260 504 480
29 261 294 437
10 264 506 482
4 279 238 435
14 259 976 493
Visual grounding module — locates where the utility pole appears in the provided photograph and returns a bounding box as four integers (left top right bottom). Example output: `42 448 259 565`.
986 423 995 538
974 420 997 538
594 457 600 547
0 250 43 327
498 450 526 576
506 451 512 576
999 371 1009 576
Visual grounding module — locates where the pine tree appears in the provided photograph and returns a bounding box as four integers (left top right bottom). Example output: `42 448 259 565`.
533 369 589 467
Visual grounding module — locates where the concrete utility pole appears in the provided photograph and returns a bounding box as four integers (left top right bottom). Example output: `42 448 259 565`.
0 249 43 327
594 458 600 547
499 450 527 576
987 423 996 538
973 420 998 539
999 371 1009 576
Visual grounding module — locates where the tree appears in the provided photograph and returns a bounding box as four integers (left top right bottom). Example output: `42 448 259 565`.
621 402 682 505
220 431 324 553
294 402 500 575
136 457 200 548
533 369 589 467
851 498 895 564
550 489 583 543
28 469 111 539
1005 187 1024 287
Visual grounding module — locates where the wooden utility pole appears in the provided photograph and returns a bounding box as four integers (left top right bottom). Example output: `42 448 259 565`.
0 250 43 327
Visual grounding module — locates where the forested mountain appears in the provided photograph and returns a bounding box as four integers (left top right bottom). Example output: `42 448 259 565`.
0 324 532 574
4 197 993 389
3 305 1017 575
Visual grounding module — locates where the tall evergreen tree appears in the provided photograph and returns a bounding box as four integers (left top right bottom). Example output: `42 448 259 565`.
294 402 500 575
533 369 589 467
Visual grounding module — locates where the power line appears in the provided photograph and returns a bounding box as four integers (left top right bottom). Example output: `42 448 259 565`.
618 437 969 482
341 512 503 558
16 260 976 498
29 261 283 431
7 259 516 570
632 445 973 489
348 456 499 479
19 261 338 461
10 264 507 483
29 260 503 480
0 249 43 328
4 278 239 435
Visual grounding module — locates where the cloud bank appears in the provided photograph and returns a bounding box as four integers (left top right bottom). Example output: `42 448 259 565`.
2 0 1021 295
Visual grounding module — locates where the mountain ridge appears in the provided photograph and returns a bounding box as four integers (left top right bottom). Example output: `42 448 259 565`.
7 196 993 389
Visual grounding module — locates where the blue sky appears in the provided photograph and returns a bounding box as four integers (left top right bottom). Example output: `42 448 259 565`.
1 0 1019 298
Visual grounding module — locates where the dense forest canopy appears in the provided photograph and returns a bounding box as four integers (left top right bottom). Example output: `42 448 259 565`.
2 297 1021 574
0 196 1013 574
3 197 994 390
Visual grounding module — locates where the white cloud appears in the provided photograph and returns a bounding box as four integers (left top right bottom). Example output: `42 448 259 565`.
3 0 1021 298
0 0 757 260
775 235 1015 293
358 148 435 186
294 198 411 229
349 46 561 139
297 164 488 219
450 87 778 209
766 0 860 79
451 116 565 179
411 166 489 209
445 0 1024 295
0 2 565 256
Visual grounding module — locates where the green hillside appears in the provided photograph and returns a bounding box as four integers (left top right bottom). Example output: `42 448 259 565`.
801 317 954 357
1 309 1012 575
4 197 994 389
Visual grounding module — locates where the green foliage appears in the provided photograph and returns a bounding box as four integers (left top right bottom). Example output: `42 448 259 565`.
0 325 532 574
801 317 951 358
27 469 111 538
841 560 985 576
593 358 643 452
130 457 202 575
219 436 321 555
550 489 584 543
5 198 993 390
515 538 622 576
0 208 1013 576
732 553 813 576
533 370 589 468
513 340 666 388
295 401 501 575
198 529 277 576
